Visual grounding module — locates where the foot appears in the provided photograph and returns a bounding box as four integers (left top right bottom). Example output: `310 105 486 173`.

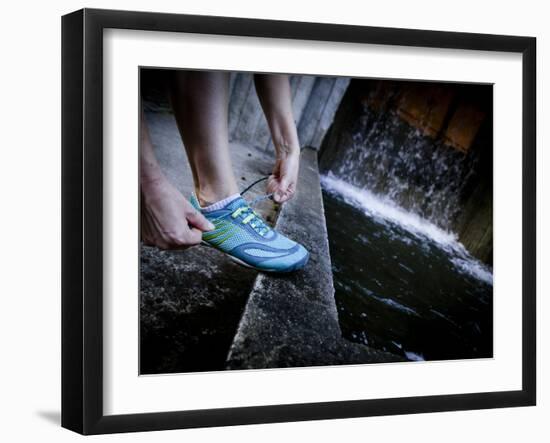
141 177 215 250
190 194 309 272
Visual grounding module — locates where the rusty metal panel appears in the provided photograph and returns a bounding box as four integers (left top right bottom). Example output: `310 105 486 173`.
361 81 397 110
396 84 455 138
443 104 485 153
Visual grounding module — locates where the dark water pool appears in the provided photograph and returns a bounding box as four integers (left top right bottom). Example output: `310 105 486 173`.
322 177 493 362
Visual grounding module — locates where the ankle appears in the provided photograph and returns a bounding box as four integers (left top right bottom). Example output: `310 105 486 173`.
196 186 239 207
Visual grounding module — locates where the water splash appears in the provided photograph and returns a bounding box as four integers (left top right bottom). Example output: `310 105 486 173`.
370 294 420 317
404 351 425 361
325 107 478 230
321 173 492 285
322 173 459 248
450 257 493 286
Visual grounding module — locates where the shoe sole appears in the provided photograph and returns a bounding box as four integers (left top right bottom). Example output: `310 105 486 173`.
201 241 309 273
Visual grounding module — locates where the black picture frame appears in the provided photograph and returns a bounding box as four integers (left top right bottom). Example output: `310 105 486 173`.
62 8 536 435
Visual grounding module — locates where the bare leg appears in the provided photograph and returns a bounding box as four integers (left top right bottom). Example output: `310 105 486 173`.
254 74 300 203
140 109 214 250
170 71 239 206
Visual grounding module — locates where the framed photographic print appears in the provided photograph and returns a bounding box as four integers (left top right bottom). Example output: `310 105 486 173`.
61 8 536 434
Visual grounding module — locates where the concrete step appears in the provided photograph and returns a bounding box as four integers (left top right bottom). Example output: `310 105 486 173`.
140 111 281 374
226 148 402 369
141 110 400 373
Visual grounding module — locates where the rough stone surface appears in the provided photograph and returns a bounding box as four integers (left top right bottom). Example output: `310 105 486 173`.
140 111 279 374
140 245 257 373
226 148 402 369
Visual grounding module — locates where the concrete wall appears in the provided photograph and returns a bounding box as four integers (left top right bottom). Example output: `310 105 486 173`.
228 73 349 152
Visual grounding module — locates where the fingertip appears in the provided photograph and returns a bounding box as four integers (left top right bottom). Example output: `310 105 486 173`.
188 209 216 231
280 192 294 203
189 228 203 244
279 190 291 202
195 211 214 230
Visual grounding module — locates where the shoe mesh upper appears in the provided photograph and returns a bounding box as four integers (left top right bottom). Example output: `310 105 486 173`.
190 194 308 271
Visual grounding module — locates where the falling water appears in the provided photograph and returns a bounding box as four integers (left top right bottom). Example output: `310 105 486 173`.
321 103 493 362
325 106 479 231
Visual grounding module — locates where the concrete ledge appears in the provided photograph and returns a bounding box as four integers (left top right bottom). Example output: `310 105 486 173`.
141 111 400 373
226 148 402 369
140 111 280 373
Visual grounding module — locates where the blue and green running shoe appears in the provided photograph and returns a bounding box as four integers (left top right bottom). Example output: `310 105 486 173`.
190 194 309 273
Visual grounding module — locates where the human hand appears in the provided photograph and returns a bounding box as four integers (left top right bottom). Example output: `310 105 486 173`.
266 150 299 203
141 177 214 250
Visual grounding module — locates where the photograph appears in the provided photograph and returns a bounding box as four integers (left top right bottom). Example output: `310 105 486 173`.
139 68 494 375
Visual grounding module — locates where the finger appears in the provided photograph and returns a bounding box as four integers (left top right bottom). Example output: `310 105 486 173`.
273 192 285 203
274 191 291 203
187 209 215 231
276 184 297 203
273 177 290 202
266 175 278 193
187 228 203 245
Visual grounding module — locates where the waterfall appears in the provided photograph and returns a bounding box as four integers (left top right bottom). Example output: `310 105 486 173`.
320 84 494 360
320 98 493 284
325 104 479 232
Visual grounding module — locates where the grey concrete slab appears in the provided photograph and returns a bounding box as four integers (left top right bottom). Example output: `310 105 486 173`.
228 73 254 138
297 78 338 148
311 77 350 148
226 148 403 370
292 75 317 127
232 81 264 147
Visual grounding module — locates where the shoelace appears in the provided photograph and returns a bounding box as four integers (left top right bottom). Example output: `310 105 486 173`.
230 204 270 236
239 176 274 235
208 175 274 236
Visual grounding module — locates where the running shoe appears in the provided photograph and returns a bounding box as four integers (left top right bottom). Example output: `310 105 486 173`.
190 195 309 273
